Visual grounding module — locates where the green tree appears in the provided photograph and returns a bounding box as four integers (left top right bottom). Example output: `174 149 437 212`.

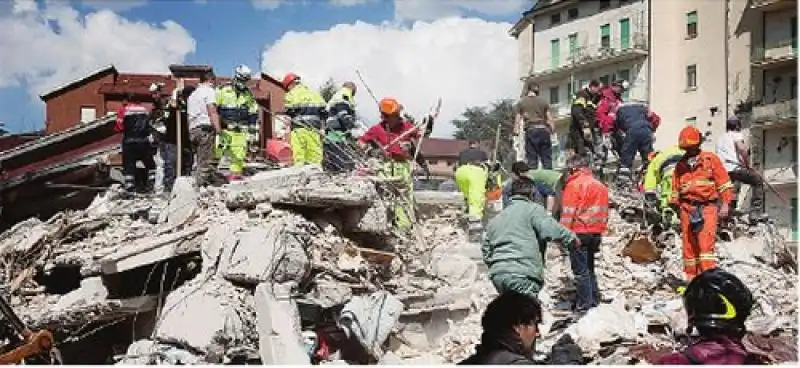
452 99 516 168
320 78 337 102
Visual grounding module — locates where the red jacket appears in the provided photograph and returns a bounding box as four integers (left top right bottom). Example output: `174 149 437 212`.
595 87 622 134
359 120 420 161
654 337 750 365
114 103 150 133
559 168 609 234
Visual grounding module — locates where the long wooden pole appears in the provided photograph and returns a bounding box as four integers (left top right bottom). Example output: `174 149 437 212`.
176 78 185 177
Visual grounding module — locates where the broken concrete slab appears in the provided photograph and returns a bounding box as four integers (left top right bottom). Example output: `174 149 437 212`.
52 277 108 311
223 224 310 285
429 252 477 288
153 279 251 353
253 282 309 364
201 215 245 276
338 290 404 359
565 297 640 353
158 177 198 227
99 225 207 274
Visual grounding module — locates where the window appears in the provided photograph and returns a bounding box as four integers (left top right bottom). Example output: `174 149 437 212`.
80 106 96 123
567 82 574 99
549 86 560 105
686 11 698 39
550 38 561 69
578 79 588 90
686 64 697 89
428 160 439 165
599 0 610 10
568 33 579 59
791 76 797 99
792 16 797 53
550 13 561 25
567 8 579 20
599 75 610 86
619 18 630 49
685 117 697 125
618 69 631 99
600 24 611 49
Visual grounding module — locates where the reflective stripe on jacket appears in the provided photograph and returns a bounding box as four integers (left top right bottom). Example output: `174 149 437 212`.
559 169 609 234
670 151 735 205
216 84 258 124
285 83 326 124
115 103 152 142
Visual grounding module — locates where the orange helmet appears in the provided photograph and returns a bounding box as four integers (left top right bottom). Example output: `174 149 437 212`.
282 73 299 89
678 126 702 149
379 97 401 116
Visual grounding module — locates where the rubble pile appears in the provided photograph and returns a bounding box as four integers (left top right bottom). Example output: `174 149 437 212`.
0 165 796 364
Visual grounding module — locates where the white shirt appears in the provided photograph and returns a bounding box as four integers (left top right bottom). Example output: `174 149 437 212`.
187 83 216 129
715 131 745 172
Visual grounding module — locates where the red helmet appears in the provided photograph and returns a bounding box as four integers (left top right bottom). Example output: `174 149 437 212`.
678 126 702 149
282 73 299 89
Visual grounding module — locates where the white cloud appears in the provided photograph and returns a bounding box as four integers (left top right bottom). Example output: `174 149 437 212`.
261 17 518 138
251 0 285 10
329 0 372 6
251 0 372 10
0 2 196 95
82 0 149 12
393 0 529 21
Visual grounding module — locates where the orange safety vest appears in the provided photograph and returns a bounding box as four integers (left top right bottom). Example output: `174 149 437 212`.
669 151 734 205
559 169 610 234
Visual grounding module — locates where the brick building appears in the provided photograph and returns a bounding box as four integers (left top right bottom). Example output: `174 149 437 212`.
419 138 493 177
39 64 287 140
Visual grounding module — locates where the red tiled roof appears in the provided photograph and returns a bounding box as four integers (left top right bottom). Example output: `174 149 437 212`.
97 73 273 100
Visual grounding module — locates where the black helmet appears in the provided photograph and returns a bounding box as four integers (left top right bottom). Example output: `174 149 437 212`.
683 268 754 337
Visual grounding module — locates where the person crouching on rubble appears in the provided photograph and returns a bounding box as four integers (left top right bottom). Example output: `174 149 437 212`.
454 140 490 226
654 268 758 365
483 178 579 300
358 97 420 230
459 292 542 364
555 154 608 313
502 161 552 210
670 126 734 281
643 145 684 228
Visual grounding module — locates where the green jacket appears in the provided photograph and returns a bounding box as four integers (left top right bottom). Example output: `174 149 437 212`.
483 196 577 282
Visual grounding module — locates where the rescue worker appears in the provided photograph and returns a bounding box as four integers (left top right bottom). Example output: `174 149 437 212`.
557 154 608 312
594 80 626 168
655 268 757 364
614 100 661 185
643 145 684 227
215 65 258 181
455 140 490 224
160 86 195 192
187 70 222 187
514 83 554 169
528 168 562 214
459 292 542 364
501 162 553 209
670 126 734 281
568 80 602 159
715 116 763 216
283 73 327 167
115 93 156 193
358 97 420 230
323 81 358 172
483 179 579 300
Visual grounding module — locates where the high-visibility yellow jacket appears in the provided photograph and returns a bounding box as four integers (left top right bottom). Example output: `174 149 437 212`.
643 145 684 194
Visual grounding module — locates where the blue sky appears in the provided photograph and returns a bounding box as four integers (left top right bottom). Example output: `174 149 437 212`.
0 0 529 136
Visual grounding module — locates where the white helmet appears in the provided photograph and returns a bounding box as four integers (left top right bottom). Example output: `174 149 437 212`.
234 64 252 82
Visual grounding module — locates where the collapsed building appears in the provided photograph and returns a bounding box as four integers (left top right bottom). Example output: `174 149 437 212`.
0 165 796 364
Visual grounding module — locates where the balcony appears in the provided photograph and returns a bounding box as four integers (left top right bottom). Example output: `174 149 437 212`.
751 99 797 128
749 0 797 12
751 39 797 70
529 34 648 82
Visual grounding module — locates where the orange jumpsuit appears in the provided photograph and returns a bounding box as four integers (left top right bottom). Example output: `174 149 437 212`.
669 151 734 280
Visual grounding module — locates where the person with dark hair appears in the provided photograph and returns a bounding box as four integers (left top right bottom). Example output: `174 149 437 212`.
483 177 578 300
501 161 558 211
655 268 758 364
556 154 608 312
715 116 763 216
568 80 602 159
459 292 542 364
514 82 554 169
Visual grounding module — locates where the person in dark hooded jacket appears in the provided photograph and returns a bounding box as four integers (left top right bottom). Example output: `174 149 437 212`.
459 292 542 365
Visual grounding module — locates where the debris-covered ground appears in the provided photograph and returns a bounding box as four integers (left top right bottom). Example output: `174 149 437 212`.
0 166 796 364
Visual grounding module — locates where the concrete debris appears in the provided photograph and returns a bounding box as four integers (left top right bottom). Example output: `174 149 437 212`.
0 165 795 365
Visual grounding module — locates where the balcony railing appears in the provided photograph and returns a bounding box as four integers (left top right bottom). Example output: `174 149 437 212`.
751 98 798 126
751 39 798 66
530 33 649 80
